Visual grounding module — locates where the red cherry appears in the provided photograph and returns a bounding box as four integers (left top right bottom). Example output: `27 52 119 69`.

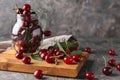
34 70 43 79
72 54 81 62
23 10 30 16
23 4 31 11
25 16 31 23
102 66 112 75
85 47 91 53
22 21 27 28
45 54 55 63
39 52 47 60
108 59 116 67
53 48 59 54
116 63 120 71
43 30 51 36
64 56 73 64
22 56 31 64
55 51 64 59
65 48 72 54
15 51 23 59
85 72 94 80
108 49 115 56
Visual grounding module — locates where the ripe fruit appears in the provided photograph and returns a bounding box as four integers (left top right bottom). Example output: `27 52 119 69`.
34 70 43 79
116 63 120 71
15 51 23 59
39 52 47 60
65 48 72 54
85 72 94 80
23 4 31 11
53 48 59 54
64 56 73 64
85 47 91 53
45 54 55 63
108 59 116 67
72 54 81 62
102 67 112 75
55 51 64 59
108 49 115 56
43 30 51 36
22 56 31 64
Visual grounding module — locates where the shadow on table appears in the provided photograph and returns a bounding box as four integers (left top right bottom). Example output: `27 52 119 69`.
76 59 95 79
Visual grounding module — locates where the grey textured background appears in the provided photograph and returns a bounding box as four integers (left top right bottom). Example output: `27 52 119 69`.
1 0 120 40
0 0 120 80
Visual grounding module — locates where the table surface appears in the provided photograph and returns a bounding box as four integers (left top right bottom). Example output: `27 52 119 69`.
0 37 120 80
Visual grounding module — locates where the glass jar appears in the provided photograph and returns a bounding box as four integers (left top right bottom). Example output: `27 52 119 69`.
11 13 43 53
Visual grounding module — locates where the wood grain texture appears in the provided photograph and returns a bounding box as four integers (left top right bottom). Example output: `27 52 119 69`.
0 49 88 77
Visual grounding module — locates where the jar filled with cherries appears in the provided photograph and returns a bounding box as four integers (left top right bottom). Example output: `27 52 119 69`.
11 4 51 54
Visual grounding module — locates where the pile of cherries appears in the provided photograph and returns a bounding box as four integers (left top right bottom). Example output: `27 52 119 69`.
39 46 82 64
33 47 91 79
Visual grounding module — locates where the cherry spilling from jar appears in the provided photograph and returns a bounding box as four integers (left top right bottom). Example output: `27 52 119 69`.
11 4 51 53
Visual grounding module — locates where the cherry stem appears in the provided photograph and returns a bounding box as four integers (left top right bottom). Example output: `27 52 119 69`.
50 54 64 58
102 55 107 67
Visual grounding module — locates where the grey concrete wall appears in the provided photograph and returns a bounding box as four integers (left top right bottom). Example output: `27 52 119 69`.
0 0 120 40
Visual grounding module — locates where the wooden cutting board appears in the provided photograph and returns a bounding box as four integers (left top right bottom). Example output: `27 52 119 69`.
0 49 88 77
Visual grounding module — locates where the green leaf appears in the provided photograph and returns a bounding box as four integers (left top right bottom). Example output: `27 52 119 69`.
54 41 73 48
70 50 82 56
56 42 66 53
31 54 42 61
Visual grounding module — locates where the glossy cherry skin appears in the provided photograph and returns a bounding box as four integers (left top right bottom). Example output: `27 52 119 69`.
102 66 112 75
108 49 115 56
22 56 31 64
85 72 94 80
55 51 64 59
85 47 91 53
23 4 31 11
72 54 81 62
15 51 23 59
34 70 43 79
64 56 73 64
108 59 116 67
53 48 59 54
45 54 55 63
39 52 47 60
43 30 51 36
116 63 120 71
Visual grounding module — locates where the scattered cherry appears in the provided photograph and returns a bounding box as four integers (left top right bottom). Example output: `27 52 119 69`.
108 59 116 67
43 30 51 36
116 63 120 71
15 51 23 59
108 49 115 56
23 4 31 11
34 70 43 79
45 54 55 63
102 66 112 75
72 54 81 62
85 47 91 53
85 72 94 80
22 56 31 64
64 56 73 64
